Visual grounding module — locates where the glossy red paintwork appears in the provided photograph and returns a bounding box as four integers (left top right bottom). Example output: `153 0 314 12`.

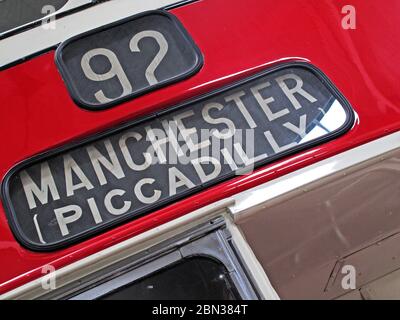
0 0 399 294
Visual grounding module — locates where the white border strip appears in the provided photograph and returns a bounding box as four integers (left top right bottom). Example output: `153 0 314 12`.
59 0 93 12
0 0 183 68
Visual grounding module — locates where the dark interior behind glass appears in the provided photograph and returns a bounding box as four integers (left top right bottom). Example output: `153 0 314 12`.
100 257 241 300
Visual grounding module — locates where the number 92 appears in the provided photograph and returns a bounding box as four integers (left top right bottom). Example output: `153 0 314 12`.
80 30 169 104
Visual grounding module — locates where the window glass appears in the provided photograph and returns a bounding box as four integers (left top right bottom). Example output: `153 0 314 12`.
0 0 92 34
100 257 241 300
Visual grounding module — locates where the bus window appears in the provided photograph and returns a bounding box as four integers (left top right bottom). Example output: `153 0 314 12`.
101 257 240 300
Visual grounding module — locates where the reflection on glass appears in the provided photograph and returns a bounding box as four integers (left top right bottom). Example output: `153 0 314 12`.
100 257 240 300
300 98 348 144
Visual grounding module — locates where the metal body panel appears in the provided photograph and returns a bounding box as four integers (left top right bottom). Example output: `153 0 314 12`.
0 0 400 294
236 148 400 299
